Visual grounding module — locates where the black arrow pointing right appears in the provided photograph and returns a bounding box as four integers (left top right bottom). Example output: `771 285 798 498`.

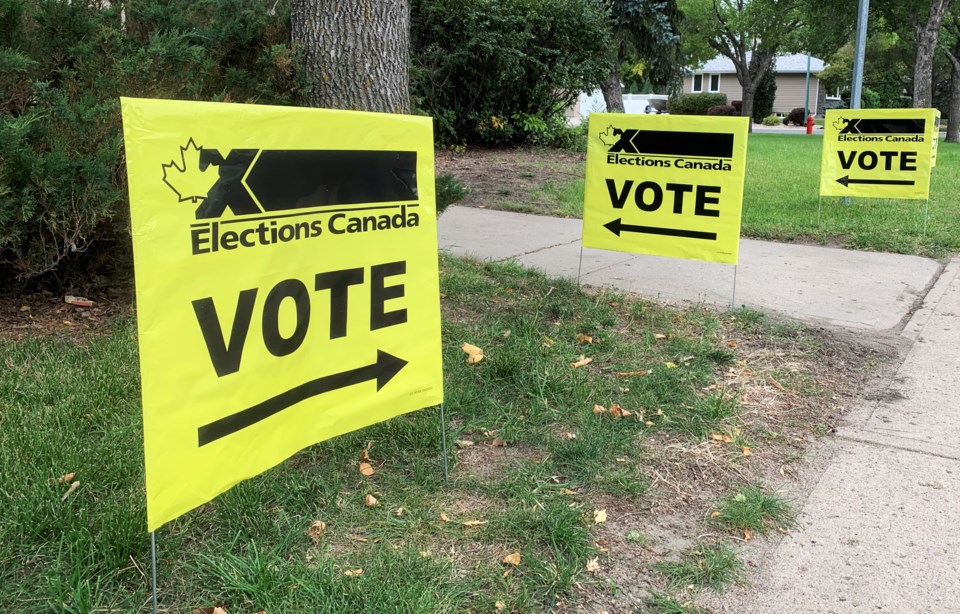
197 350 408 446
604 218 717 241
836 175 916 187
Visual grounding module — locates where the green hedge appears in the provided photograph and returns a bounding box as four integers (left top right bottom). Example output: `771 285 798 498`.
666 93 728 115
0 0 301 283
410 0 609 145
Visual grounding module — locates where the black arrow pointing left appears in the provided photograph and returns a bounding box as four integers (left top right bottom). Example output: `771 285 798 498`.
604 218 717 241
836 175 915 187
197 350 408 446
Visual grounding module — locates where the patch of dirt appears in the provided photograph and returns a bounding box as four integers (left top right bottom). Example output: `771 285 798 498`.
436 147 585 215
0 289 130 341
576 316 904 614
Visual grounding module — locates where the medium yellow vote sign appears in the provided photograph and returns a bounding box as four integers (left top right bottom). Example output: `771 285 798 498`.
121 98 444 531
582 114 749 264
819 108 938 200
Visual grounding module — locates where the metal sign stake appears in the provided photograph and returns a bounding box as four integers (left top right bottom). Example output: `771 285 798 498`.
439 403 450 485
151 531 159 614
575 241 585 286
731 264 738 310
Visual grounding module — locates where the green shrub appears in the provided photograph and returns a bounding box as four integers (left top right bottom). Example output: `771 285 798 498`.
0 0 302 282
436 173 469 215
707 104 738 116
666 93 728 115
410 0 610 145
783 107 806 126
762 114 781 126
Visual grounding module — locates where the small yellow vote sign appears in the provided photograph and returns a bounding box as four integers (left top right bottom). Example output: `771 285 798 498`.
121 98 443 531
582 114 749 264
819 108 938 200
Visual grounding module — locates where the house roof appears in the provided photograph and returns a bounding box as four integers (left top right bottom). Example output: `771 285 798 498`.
694 53 825 74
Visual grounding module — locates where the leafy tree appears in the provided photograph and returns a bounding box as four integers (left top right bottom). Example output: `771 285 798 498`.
945 9 960 141
679 0 803 127
599 0 685 112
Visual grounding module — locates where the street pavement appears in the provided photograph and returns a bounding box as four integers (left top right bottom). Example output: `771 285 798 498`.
438 205 960 613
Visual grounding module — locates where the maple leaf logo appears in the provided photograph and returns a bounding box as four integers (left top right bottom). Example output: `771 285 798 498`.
833 117 850 132
598 125 620 147
162 138 218 203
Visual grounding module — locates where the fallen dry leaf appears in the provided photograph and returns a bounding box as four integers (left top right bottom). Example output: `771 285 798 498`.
395 507 405 517
743 529 753 541
644 420 655 427
664 361 678 369
565 432 577 439
463 520 488 527
359 462 375 476
586 557 601 573
609 403 632 418
491 437 506 447
570 355 593 368
213 608 228 614
440 512 451 522
767 375 788 391
710 511 722 518
495 601 506 611
594 509 607 524
61 481 80 502
502 568 512 578
593 404 607 414
741 446 752 457
364 494 378 507
614 370 647 377
455 439 475 448
306 520 327 542
727 341 738 347
57 472 76 485
503 552 522 566
560 488 577 495
543 335 556 348
344 568 364 576
349 535 369 542
576 332 594 344
711 433 734 443
462 342 485 364
654 333 667 340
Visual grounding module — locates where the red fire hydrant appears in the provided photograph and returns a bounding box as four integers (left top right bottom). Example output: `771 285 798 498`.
806 115 815 134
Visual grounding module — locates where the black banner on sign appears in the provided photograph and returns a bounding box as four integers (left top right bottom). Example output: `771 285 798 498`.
195 149 418 219
608 130 735 158
838 119 926 135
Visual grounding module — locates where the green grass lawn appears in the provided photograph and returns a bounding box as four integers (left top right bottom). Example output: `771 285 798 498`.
744 134 960 258
0 256 839 613
488 134 960 259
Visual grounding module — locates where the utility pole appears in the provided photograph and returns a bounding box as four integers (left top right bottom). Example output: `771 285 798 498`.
850 0 870 109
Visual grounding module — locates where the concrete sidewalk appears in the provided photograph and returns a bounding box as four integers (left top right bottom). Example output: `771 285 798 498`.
438 206 960 613
438 206 942 332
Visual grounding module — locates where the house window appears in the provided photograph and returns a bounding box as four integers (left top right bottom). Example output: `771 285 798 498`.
709 74 721 93
692 74 703 92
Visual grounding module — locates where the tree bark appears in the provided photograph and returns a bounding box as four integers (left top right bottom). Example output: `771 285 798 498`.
291 0 410 113
913 0 952 108
947 45 960 142
600 63 626 112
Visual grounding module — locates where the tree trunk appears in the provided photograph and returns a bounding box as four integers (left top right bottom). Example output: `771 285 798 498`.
291 0 410 113
600 66 625 113
913 0 951 108
600 44 626 112
948 46 960 142
739 85 757 132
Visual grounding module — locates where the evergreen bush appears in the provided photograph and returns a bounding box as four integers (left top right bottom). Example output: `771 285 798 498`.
0 0 301 283
666 93 728 115
410 0 609 145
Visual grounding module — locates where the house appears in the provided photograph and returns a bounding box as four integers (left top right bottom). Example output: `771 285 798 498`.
683 53 827 115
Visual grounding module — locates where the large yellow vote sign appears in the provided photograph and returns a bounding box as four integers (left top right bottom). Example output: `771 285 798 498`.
820 108 939 200
582 114 749 264
121 98 444 531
